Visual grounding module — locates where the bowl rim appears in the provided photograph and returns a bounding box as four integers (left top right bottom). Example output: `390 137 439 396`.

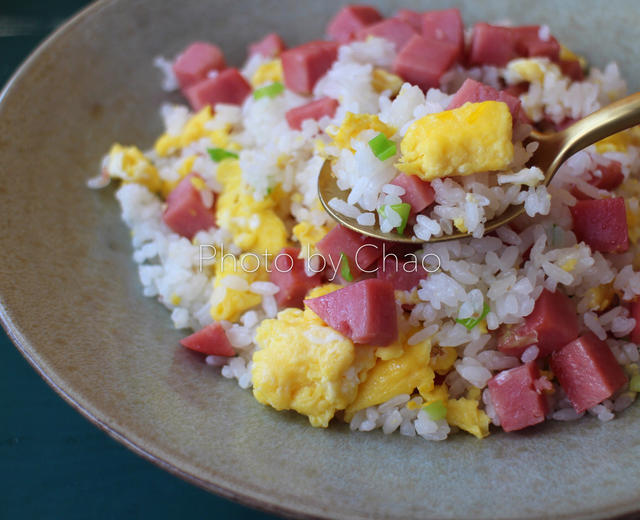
1 2 639 519
0 2 309 518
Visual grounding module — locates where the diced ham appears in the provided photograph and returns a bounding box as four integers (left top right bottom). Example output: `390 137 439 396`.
389 173 435 216
469 23 519 67
356 18 417 51
281 41 339 94
560 59 584 81
446 78 524 125
591 160 624 191
570 197 629 253
394 9 422 32
513 25 560 62
393 34 459 91
421 8 464 62
498 289 579 358
317 225 384 279
550 333 628 413
487 362 549 432
172 42 226 90
376 256 429 291
304 279 398 345
180 322 235 357
163 173 216 239
269 247 323 309
248 32 286 58
326 4 383 43
285 97 338 130
630 300 640 344
184 68 252 110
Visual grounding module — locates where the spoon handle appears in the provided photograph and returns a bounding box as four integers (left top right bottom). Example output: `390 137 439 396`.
559 92 640 159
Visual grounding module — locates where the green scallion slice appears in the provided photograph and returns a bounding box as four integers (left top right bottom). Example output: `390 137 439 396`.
253 81 285 100
207 148 238 162
368 132 397 161
630 374 640 393
422 400 447 421
456 302 491 331
339 252 353 282
377 203 412 234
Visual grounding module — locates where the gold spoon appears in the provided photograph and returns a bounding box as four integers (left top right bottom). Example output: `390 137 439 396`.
318 92 640 243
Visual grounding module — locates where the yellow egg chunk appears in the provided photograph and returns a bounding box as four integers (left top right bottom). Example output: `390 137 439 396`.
595 130 631 154
446 397 490 439
371 68 403 95
293 221 330 258
210 253 266 322
506 58 560 84
430 346 458 376
418 383 449 405
344 337 434 421
252 308 376 427
330 112 396 149
251 59 283 87
215 160 288 256
105 144 162 193
398 101 514 180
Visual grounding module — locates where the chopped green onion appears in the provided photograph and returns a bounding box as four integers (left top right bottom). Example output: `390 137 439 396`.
207 147 238 162
253 81 285 100
266 186 273 195
368 132 397 161
339 252 353 282
630 374 640 393
456 302 491 331
377 203 412 234
422 400 447 421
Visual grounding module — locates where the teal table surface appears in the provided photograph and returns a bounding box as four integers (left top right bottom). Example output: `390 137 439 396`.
0 2 281 519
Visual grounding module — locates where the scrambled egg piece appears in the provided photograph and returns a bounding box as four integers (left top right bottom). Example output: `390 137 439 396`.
344 335 434 421
210 253 267 322
594 127 640 154
105 144 162 193
251 59 283 87
398 101 513 180
329 112 396 149
430 346 458 376
559 44 587 70
583 283 616 312
506 58 560 84
418 383 449 405
447 397 490 439
252 308 376 427
293 221 331 258
154 106 238 157
215 160 288 256
371 68 403 95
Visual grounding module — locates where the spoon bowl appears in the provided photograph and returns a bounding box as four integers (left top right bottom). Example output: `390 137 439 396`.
318 92 640 243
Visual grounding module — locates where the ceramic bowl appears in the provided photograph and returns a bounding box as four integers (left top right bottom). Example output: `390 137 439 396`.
1 1 639 518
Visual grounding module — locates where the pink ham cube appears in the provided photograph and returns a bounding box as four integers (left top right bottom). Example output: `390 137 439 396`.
560 59 584 81
446 78 524 125
184 68 252 110
269 247 323 309
550 333 628 413
356 18 417 51
469 23 519 67
317 225 384 280
570 197 629 253
421 8 464 62
513 26 560 61
181 322 235 357
376 256 429 291
326 4 383 43
498 289 579 358
630 301 640 344
304 278 398 345
389 174 435 216
488 362 549 432
281 41 339 94
248 32 286 58
393 9 422 32
393 34 459 91
172 42 226 90
163 173 216 239
285 97 338 130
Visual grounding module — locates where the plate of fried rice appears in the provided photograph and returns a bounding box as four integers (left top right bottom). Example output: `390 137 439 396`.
1 0 640 518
